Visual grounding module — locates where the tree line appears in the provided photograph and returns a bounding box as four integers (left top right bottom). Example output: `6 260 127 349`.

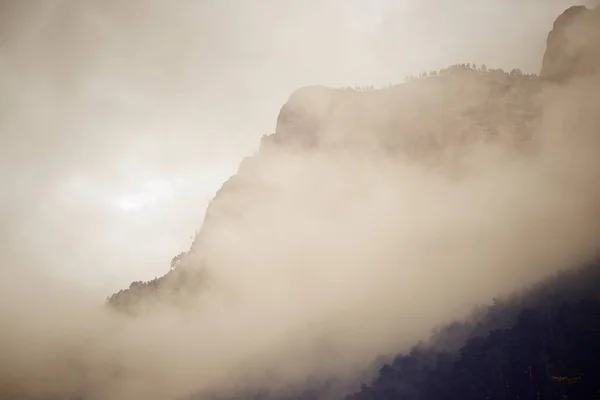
343 63 539 92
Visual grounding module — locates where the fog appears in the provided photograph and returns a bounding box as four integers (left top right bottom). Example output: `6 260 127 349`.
1 0 600 399
1 0 593 290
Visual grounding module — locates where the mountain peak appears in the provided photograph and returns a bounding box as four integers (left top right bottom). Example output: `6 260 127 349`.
540 5 600 79
108 5 600 314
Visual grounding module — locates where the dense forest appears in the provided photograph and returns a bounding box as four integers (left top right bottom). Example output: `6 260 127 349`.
346 262 600 400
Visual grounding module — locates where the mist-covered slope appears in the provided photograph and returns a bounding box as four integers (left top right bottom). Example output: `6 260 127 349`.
108 65 544 313
343 262 600 400
190 262 600 400
98 4 600 400
108 5 600 312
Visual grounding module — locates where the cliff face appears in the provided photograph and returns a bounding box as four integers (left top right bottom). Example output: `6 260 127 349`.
275 72 540 153
108 67 543 313
540 5 600 80
108 6 600 313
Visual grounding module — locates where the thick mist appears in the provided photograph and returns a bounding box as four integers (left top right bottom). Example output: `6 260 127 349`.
3 75 600 399
2 1 600 399
0 0 590 290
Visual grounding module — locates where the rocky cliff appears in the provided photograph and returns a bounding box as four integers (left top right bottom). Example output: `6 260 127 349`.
107 5 600 314
541 5 600 80
107 68 542 313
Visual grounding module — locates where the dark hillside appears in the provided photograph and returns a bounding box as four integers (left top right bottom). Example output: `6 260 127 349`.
345 262 600 400
184 263 600 400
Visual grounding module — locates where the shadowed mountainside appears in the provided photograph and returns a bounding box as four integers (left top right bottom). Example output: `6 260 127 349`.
190 262 600 400
341 263 600 400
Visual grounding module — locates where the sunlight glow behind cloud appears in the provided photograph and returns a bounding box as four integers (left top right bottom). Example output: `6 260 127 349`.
113 178 180 211
0 0 585 293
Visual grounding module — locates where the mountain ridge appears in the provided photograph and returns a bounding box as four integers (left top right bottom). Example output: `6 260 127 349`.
108 1 600 333
96 5 600 399
108 65 546 313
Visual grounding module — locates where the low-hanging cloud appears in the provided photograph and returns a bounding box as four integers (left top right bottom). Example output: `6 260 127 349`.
3 72 600 399
2 1 600 399
0 0 591 287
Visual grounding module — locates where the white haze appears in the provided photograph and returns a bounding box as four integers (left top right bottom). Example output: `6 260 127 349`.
1 0 600 399
0 0 593 291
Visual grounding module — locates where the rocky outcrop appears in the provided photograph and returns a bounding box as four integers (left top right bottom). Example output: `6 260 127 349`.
541 5 600 80
107 263 207 314
274 68 540 155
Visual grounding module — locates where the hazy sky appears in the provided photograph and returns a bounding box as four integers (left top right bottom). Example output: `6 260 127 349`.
4 2 600 398
0 0 592 295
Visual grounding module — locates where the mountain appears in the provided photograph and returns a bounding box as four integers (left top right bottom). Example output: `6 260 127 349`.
541 5 600 80
108 6 600 312
108 67 544 313
105 5 600 399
